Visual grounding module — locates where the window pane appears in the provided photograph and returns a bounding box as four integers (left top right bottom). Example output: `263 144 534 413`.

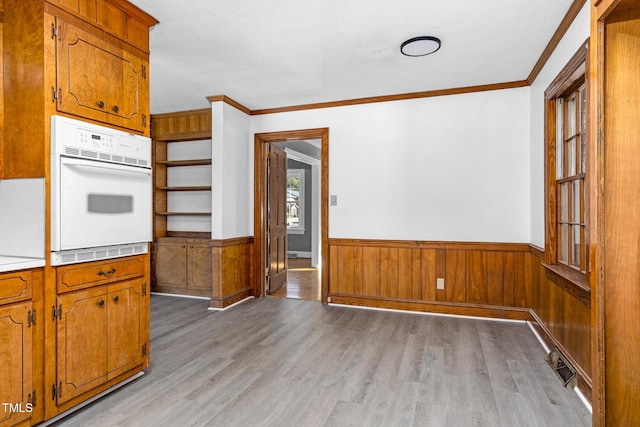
567 97 576 136
569 137 576 176
580 87 587 130
573 180 581 223
556 99 564 179
560 183 568 222
286 175 300 228
580 134 586 174
559 224 568 264
571 225 581 268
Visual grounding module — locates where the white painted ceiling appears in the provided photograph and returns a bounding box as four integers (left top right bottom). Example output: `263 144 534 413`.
129 0 574 114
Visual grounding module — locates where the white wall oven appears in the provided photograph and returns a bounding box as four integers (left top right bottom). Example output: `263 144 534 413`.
50 116 152 265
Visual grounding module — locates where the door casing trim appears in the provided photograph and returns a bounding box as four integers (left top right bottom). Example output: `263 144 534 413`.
253 128 329 303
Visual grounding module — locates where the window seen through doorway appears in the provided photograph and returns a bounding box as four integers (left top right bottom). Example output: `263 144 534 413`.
287 169 305 234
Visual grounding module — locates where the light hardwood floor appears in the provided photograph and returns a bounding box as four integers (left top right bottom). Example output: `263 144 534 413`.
271 258 321 301
52 295 591 426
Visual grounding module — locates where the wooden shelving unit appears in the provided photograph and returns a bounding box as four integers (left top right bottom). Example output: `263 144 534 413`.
151 109 215 298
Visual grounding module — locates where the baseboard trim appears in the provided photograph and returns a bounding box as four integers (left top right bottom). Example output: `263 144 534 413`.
150 292 211 301
328 295 531 321
528 309 593 405
329 302 527 324
210 287 253 308
208 296 254 311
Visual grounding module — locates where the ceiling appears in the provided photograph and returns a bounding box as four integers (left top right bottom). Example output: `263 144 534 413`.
128 0 575 114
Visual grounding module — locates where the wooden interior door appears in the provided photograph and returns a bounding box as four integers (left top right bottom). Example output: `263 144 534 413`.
267 145 287 293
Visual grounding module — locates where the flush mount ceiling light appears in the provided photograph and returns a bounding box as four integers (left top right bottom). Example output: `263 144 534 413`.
400 36 441 57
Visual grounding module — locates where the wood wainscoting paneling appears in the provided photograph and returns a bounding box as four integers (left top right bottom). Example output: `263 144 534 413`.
328 239 532 320
529 245 592 402
210 237 254 309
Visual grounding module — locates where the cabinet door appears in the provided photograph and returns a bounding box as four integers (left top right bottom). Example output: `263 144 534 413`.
106 51 147 133
0 303 33 427
154 242 187 288
55 17 146 133
188 242 213 290
56 18 108 123
56 287 108 405
107 279 143 379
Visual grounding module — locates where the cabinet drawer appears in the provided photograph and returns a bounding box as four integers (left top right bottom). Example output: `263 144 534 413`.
57 256 146 293
0 271 33 305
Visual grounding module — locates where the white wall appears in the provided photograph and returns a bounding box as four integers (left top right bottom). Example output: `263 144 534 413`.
251 88 531 242
0 178 45 258
529 3 590 248
211 101 252 239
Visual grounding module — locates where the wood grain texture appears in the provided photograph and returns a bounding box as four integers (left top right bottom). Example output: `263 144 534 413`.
328 240 532 315
598 6 640 425
151 108 212 142
530 250 591 402
49 296 590 426
210 238 253 309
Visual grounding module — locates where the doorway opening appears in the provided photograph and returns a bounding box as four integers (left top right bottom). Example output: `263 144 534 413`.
253 128 329 303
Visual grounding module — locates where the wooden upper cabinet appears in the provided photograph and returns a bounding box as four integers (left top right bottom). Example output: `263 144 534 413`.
55 17 148 133
46 0 157 52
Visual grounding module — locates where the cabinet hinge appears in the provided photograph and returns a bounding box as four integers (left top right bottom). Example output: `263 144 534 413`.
51 382 61 400
142 343 147 357
142 64 147 79
52 304 62 321
142 114 147 128
28 309 36 327
51 86 61 102
28 390 36 408
142 282 147 296
51 23 59 39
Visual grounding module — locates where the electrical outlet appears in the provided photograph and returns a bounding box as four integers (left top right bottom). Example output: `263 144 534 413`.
436 278 445 290
330 195 338 206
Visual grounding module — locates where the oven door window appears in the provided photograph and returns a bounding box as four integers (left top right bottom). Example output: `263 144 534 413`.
58 157 152 250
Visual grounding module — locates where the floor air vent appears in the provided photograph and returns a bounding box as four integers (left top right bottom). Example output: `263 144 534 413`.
546 347 577 387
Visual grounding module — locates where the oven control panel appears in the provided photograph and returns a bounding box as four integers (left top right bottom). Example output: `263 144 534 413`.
77 129 115 150
51 115 151 168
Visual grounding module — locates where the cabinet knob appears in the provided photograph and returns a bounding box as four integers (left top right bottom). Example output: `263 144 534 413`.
112 105 119 113
98 299 105 306
190 245 194 249
182 245 186 248
97 100 105 108
113 295 119 302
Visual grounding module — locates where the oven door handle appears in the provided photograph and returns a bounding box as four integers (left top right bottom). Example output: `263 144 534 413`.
61 157 152 177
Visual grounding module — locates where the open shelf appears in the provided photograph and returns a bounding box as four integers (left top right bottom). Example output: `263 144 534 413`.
156 212 211 216
156 159 212 167
156 186 212 191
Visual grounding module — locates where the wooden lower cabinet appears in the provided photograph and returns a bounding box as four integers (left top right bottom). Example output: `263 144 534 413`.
0 268 41 427
0 303 34 427
48 255 150 418
154 238 213 297
55 279 145 405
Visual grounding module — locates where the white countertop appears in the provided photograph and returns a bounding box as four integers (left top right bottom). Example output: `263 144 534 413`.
0 256 46 273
